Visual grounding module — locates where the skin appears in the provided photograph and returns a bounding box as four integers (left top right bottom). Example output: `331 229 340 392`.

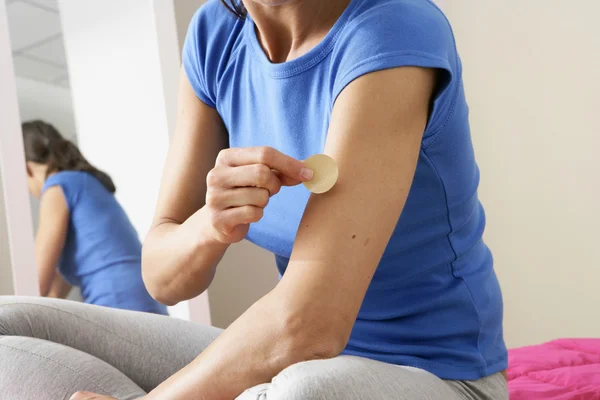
71 0 441 399
26 162 73 298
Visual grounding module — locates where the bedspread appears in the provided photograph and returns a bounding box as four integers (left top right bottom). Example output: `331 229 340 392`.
508 339 600 399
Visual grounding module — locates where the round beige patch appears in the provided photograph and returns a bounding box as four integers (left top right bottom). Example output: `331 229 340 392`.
303 154 339 194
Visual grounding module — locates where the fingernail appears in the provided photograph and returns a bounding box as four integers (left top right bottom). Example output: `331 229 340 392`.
300 168 313 181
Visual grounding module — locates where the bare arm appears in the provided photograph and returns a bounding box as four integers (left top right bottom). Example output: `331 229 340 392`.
144 66 437 400
46 272 72 299
141 68 229 305
35 186 69 297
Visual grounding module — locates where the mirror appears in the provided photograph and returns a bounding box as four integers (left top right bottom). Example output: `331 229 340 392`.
6 0 81 301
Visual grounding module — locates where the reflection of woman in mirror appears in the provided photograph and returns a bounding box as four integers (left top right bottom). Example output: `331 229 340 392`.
21 120 167 315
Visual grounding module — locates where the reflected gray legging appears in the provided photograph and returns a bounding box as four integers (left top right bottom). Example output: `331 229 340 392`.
0 297 508 400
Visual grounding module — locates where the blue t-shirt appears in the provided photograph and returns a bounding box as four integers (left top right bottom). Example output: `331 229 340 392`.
183 0 507 380
42 171 167 314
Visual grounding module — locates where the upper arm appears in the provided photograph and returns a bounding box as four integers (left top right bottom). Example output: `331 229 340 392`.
278 66 437 341
151 68 228 227
36 186 69 296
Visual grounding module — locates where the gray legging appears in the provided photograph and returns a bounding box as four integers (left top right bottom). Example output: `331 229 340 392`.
0 297 508 400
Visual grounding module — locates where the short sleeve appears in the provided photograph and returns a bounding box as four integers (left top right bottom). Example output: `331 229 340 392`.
182 7 215 107
182 0 243 109
331 1 457 135
41 172 80 212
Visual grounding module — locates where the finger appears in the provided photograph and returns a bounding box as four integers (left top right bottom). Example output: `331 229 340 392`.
216 206 264 234
217 147 313 182
272 170 302 187
206 187 270 209
210 165 282 194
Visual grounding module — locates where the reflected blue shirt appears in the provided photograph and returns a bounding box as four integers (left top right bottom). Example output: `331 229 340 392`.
42 171 167 314
183 0 507 379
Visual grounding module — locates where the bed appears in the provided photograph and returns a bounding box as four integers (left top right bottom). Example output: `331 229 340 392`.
508 339 600 399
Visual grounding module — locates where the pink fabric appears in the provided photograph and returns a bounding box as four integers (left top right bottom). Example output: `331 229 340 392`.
508 339 600 399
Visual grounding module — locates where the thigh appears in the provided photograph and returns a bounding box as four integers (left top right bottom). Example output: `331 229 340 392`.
0 296 222 392
238 355 468 400
0 336 146 400
447 372 508 400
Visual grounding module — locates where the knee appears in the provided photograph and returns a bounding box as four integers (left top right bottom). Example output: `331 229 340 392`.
267 361 327 400
266 358 352 400
0 298 18 336
0 297 43 336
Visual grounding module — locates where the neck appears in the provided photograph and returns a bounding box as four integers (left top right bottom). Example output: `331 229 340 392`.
244 0 351 63
28 163 52 198
32 164 51 180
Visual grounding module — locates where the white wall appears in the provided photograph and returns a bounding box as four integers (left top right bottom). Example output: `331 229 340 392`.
16 77 77 141
444 2 600 348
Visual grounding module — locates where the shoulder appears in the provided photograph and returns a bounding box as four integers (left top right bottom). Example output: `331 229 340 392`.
338 0 453 51
330 0 460 135
186 0 242 41
40 185 68 210
42 171 86 206
182 0 245 107
43 171 79 188
332 0 456 86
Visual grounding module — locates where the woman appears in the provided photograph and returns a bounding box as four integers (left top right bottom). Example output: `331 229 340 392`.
21 120 167 315
0 0 507 399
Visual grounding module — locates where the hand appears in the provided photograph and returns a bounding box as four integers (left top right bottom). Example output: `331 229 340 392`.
69 392 118 400
204 146 313 244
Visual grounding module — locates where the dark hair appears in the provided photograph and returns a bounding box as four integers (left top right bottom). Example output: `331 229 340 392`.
22 120 116 193
220 0 246 18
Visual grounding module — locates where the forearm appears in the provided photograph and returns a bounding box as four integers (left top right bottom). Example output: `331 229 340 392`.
37 266 54 297
144 288 339 400
36 241 61 297
46 272 72 299
142 207 229 305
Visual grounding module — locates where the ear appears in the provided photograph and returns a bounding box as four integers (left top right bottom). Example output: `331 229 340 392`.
25 162 34 177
